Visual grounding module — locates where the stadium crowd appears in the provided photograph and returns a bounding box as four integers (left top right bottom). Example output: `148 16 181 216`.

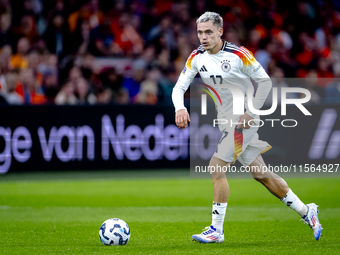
0 0 340 105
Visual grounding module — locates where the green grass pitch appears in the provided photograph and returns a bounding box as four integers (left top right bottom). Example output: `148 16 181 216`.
0 170 339 254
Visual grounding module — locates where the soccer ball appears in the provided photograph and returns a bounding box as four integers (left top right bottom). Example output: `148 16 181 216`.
99 218 131 245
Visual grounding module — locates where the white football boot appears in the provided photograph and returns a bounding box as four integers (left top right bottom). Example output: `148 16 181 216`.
301 203 323 240
192 226 224 243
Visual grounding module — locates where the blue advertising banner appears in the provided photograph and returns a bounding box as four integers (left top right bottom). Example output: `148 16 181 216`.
0 105 189 173
0 104 339 173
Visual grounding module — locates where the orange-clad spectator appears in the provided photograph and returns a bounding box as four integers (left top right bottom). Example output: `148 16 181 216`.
68 0 104 33
111 13 144 55
295 32 317 66
10 37 30 69
15 68 46 105
254 24 268 40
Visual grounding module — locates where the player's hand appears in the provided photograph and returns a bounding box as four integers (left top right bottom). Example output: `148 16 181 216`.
237 113 254 129
175 109 190 129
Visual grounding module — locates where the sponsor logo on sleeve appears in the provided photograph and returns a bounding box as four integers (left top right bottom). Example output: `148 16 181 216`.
253 64 261 72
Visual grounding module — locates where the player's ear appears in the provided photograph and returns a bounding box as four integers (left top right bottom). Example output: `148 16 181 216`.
219 28 223 37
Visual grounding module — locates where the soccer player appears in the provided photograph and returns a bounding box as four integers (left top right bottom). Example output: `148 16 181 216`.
172 12 322 243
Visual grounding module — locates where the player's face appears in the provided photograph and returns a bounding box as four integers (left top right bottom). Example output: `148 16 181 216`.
197 21 223 53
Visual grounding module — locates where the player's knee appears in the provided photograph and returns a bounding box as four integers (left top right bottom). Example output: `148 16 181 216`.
210 170 225 179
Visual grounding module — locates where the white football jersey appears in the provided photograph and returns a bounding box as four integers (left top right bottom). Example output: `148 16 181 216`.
172 40 272 132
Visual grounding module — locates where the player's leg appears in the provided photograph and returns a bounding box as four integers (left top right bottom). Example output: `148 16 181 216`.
249 155 289 199
210 156 230 203
192 156 229 243
250 154 323 240
210 156 229 233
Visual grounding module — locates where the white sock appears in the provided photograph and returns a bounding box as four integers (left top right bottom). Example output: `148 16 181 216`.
280 189 308 217
211 202 227 234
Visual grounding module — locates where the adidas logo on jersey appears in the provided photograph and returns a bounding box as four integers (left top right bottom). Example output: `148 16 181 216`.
200 65 208 72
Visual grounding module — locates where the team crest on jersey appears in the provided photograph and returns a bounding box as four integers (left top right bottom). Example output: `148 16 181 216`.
221 59 231 73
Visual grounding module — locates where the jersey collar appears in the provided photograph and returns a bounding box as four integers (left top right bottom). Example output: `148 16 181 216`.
221 40 227 51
